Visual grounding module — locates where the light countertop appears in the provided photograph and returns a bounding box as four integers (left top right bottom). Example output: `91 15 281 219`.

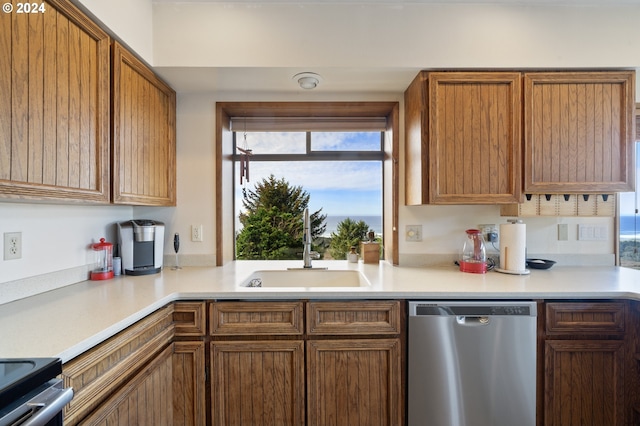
2 260 640 362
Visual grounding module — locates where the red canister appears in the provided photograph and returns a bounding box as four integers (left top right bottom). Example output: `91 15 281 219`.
90 238 114 280
460 229 487 274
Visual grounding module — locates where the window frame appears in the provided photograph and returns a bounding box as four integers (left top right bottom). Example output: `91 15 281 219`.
216 101 399 266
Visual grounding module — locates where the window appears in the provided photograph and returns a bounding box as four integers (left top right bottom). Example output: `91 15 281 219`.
215 102 399 266
232 124 384 261
619 141 640 268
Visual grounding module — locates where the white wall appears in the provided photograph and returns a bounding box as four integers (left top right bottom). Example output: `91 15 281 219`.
0 204 133 284
76 0 154 63
152 3 640 68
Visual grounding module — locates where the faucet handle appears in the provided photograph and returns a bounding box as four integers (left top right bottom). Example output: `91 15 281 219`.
310 251 321 260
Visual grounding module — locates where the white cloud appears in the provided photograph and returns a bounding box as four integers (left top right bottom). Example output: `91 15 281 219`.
244 161 381 191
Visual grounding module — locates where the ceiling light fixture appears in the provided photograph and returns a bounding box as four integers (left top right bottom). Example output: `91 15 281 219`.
293 72 322 90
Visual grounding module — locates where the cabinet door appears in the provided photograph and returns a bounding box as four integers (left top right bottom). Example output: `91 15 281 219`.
405 71 522 204
307 339 403 426
81 342 205 426
544 340 625 426
524 71 635 193
112 42 176 206
211 340 305 426
0 0 110 202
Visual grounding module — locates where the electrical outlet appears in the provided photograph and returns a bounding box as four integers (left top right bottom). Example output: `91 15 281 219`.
479 224 498 243
4 232 22 260
191 224 203 242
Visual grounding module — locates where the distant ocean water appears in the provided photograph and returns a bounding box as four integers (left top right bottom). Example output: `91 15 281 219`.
322 215 382 237
235 214 382 237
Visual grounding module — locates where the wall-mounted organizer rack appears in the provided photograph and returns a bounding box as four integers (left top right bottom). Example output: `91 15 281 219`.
500 194 615 217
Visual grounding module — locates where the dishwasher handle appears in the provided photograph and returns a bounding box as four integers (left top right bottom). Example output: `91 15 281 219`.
456 315 490 326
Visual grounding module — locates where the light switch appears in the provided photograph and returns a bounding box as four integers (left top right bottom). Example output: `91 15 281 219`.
578 224 608 241
557 224 568 241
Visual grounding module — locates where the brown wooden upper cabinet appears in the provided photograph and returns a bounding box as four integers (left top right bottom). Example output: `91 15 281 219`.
523 71 635 193
112 42 176 206
405 71 523 205
0 0 111 203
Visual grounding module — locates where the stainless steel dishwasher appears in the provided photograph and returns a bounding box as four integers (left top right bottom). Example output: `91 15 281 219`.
408 301 537 426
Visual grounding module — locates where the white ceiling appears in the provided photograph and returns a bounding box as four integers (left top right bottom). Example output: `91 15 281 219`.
154 66 423 95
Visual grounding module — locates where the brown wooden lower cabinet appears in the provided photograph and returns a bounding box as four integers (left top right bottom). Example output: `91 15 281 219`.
540 300 638 426
544 340 625 425
306 339 402 426
65 341 205 426
63 302 207 425
79 341 205 425
210 340 306 426
57 298 640 425
209 300 404 426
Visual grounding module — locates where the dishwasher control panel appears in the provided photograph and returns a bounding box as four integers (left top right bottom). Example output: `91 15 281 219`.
412 301 537 316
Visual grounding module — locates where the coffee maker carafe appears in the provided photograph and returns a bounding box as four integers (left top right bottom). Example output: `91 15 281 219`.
117 220 165 275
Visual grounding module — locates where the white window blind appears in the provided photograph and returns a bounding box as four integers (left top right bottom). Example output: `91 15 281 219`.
230 116 388 132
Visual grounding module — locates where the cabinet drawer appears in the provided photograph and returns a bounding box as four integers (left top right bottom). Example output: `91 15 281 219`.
545 302 625 335
307 301 401 335
173 301 207 337
210 301 304 335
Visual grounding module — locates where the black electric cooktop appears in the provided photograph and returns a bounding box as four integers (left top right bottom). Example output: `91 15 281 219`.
0 358 61 409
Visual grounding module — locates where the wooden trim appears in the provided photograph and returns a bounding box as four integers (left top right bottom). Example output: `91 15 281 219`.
215 105 233 266
386 103 400 265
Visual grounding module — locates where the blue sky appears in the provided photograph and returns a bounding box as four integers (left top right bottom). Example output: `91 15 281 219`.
235 131 383 217
235 161 382 217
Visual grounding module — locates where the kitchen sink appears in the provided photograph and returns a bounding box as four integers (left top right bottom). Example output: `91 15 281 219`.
240 269 370 288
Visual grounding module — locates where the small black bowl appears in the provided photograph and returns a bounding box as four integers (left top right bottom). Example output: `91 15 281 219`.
526 258 556 270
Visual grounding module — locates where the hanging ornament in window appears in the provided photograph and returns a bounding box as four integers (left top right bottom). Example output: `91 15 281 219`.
238 129 252 185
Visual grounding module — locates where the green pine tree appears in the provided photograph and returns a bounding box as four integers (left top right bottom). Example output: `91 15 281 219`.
236 175 326 260
329 218 371 260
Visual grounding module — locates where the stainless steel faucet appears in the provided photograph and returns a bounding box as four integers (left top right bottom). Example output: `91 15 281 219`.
302 208 320 268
